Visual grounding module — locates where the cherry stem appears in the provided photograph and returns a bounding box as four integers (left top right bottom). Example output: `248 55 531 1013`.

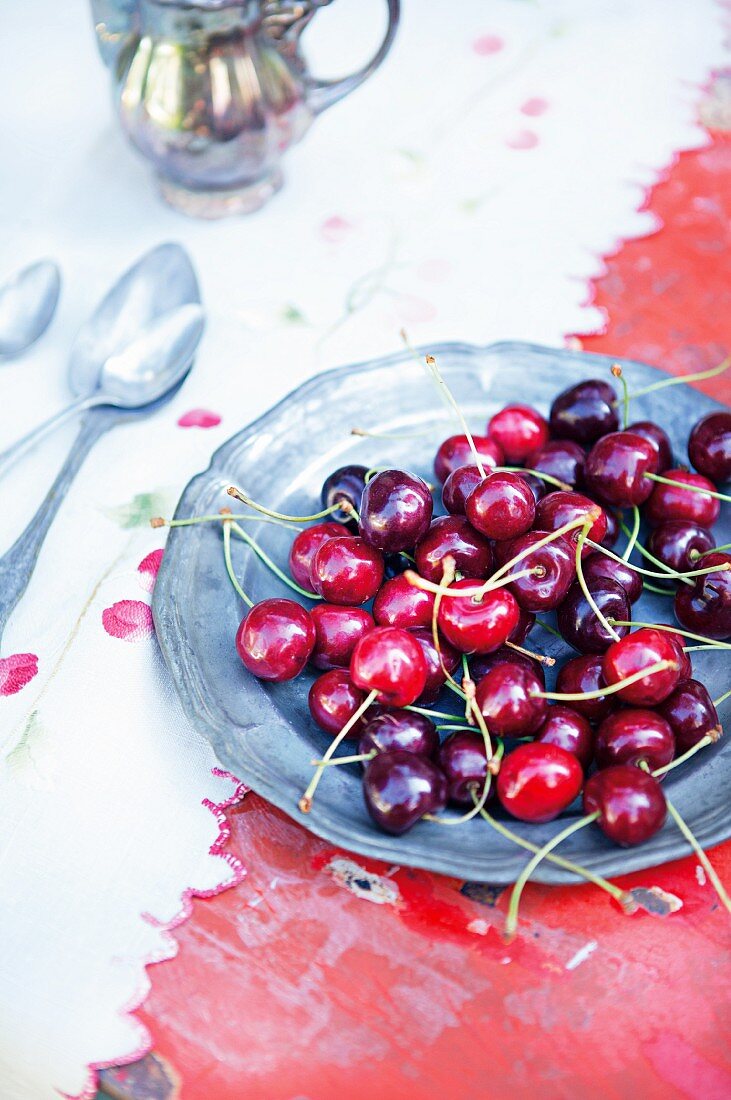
506 639 555 667
713 688 731 707
153 512 305 532
645 471 731 505
299 689 379 813
222 519 253 608
575 522 621 642
535 618 563 640
497 466 571 492
611 364 630 429
504 812 600 938
228 484 354 524
619 522 693 584
627 356 730 399
482 517 588 593
431 557 469 709
538 659 677 702
609 620 731 651
425 742 503 827
584 538 722 583
643 581 674 597
697 541 731 558
228 520 322 601
310 750 376 767
621 505 641 562
351 425 437 440
652 734 718 777
665 796 731 914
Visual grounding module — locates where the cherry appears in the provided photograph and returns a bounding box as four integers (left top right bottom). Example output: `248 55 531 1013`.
471 647 545 687
509 606 536 645
308 669 371 737
665 631 693 680
688 411 731 483
438 731 492 805
384 551 413 579
475 664 547 736
584 431 657 507
442 463 484 515
496 742 583 823
466 471 536 541
549 378 619 444
647 521 716 574
644 468 720 529
309 604 374 670
534 491 607 556
527 439 585 489
627 420 673 474
602 627 680 705
658 678 722 753
518 472 548 504
414 515 493 583
595 709 675 771
434 433 503 483
582 554 643 604
535 706 594 771
359 710 439 761
360 469 433 553
674 552 731 640
289 522 349 592
555 654 615 723
363 750 448 834
350 626 428 707
601 508 620 549
557 577 630 654
236 598 315 682
321 464 368 529
583 765 666 846
310 536 384 605
437 579 520 653
487 404 549 464
501 530 576 611
373 574 435 630
409 627 460 704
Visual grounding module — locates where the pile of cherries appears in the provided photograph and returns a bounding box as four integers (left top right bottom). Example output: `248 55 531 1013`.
228 370 729 877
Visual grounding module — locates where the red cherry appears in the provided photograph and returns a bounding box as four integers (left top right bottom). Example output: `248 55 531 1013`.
644 468 720 528
487 403 549 464
502 530 576 611
408 627 460 705
236 598 315 682
470 647 545 687
535 706 594 770
664 631 693 680
474 664 547 736
583 766 666 846
288 522 348 592
309 604 374 670
350 626 428 707
534 491 607 556
359 710 439 761
602 628 681 705
434 434 503 483
674 552 731 640
602 508 621 549
465 471 536 540
557 576 631 654
438 731 492 805
310 536 384 605
582 554 643 604
308 669 371 737
555 654 615 724
359 469 433 553
496 742 583 823
363 751 448 834
549 378 619 444
584 430 658 508
627 420 673 474
372 574 435 630
509 605 536 644
647 522 715 574
415 515 493 583
441 463 484 515
658 678 721 753
594 709 675 771
688 411 731 483
437 578 520 653
527 439 586 490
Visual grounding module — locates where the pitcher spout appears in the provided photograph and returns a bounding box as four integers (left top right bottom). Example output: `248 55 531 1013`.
91 0 140 69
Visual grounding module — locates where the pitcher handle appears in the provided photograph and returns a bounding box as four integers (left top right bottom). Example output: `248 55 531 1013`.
305 0 400 115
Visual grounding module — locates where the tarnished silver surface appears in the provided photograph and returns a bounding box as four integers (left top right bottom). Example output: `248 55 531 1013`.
0 260 60 359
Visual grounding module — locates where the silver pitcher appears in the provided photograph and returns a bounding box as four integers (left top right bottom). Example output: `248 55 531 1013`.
91 0 400 217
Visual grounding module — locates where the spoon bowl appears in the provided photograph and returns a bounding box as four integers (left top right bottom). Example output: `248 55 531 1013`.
0 260 61 358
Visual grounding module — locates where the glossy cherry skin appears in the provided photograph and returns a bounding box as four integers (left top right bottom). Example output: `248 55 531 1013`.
236 598 315 682
359 469 433 553
627 420 673 474
310 536 384 605
582 554 643 604
602 627 680 705
465 472 536 541
527 439 585 489
372 574 435 630
583 765 666 847
647 521 715 574
363 750 448 834
509 606 536 645
289 523 349 592
470 647 545 688
555 654 615 724
415 515 493 583
549 379 619 445
442 463 484 515
409 627 461 705
557 577 630 654
350 626 428 707
644 468 720 528
535 706 594 771
502 530 576 612
601 508 620 549
594 709 675 771
519 472 547 505
321 464 368 529
309 604 374 671
674 552 731 640
475 664 547 736
437 579 520 654
658 678 722 753
358 710 439 761
584 431 657 508
434 434 503 483
438 731 492 805
665 631 693 680
688 411 731 483
308 669 370 738
487 404 549 464
497 742 583 823
534 491 607 557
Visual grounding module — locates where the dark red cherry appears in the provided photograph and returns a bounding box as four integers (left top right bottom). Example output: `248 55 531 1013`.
601 508 620 549
584 431 657 508
555 654 615 724
465 471 536 540
414 515 493 583
658 678 722 754
602 627 680 705
289 522 349 593
664 631 693 680
549 378 619 445
409 627 461 705
321 464 368 529
674 552 731 640
582 554 643 603
437 579 520 654
647 521 716 575
595 709 675 771
526 439 585 489
518 472 548 504
502 530 576 611
363 750 448 834
688 411 731 483
308 669 371 737
372 574 434 630
359 710 439 761
534 491 607 557
470 647 545 687
311 536 384 605
487 404 549 464
442 463 484 515
644 468 720 528
497 742 583 823
535 706 594 770
309 604 374 670
350 626 428 707
557 577 630 654
509 606 536 645
236 598 315 682
434 434 503 483
359 469 433 553
583 765 666 846
475 664 547 736
627 420 673 474
438 731 492 805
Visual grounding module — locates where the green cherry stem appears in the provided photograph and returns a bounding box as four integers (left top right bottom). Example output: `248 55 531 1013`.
222 519 253 608
697 541 731 558
643 581 675 596
506 640 555 667
665 796 731 914
627 356 730 399
229 521 321 601
537 659 677 702
310 750 376 767
713 688 731 708
425 742 503 827
534 618 564 640
497 466 571 492
609 620 731 651
645 471 731 505
618 521 691 581
152 512 305 533
652 733 719 778
406 704 462 722
351 425 438 440
622 505 641 562
299 689 379 813
228 484 355 523
575 522 621 642
611 364 630 428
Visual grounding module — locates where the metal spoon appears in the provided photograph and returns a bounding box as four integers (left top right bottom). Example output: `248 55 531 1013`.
0 260 61 358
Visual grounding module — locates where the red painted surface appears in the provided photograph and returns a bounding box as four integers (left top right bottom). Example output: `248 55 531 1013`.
135 122 731 1098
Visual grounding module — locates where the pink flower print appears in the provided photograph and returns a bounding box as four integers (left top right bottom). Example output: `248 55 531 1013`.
138 549 164 594
320 216 354 244
505 129 539 150
520 97 549 117
0 653 39 696
177 409 221 429
473 34 504 56
102 600 154 642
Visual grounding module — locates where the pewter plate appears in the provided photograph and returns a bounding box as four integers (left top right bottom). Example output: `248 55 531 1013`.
153 342 730 883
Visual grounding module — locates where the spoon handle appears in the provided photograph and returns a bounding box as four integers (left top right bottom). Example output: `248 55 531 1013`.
0 408 110 644
0 394 94 479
